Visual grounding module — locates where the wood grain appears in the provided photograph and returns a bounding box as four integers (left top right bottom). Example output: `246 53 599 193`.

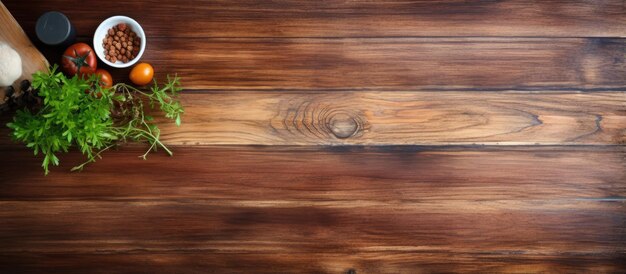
0 146 624 273
105 92 626 145
119 38 624 90
5 0 626 38
0 146 624 200
0 200 624 273
1 252 624 274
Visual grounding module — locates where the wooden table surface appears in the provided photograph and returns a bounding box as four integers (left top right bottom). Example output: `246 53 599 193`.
1 1 625 273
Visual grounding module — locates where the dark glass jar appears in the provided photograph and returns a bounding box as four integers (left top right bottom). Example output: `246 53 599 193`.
35 11 76 47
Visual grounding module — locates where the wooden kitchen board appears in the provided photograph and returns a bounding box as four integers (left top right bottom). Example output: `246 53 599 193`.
0 1 48 91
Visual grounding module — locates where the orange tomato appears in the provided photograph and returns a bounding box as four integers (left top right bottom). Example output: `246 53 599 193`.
129 63 154 86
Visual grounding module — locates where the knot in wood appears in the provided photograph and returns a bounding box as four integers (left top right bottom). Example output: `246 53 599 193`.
327 112 359 139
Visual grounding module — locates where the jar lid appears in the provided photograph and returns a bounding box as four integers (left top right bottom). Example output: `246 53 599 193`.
35 11 72 46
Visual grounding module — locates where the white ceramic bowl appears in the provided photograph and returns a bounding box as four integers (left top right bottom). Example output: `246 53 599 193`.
93 16 146 68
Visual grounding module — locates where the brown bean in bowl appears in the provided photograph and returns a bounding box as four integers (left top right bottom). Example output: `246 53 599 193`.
102 23 141 64
93 16 146 68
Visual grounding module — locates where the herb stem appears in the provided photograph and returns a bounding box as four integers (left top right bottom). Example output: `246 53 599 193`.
71 143 116 172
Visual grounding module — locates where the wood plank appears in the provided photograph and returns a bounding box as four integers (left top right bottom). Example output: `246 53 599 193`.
0 200 623 270
5 0 625 38
6 91 622 146
9 37 625 90
158 91 626 145
1 252 624 274
2 199 622 252
0 146 624 273
118 38 626 90
0 146 624 200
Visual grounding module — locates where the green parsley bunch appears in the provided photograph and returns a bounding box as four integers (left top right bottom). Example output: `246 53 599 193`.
7 65 183 175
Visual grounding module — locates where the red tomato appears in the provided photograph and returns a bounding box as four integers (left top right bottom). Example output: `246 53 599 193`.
94 69 113 88
61 43 97 77
83 69 112 98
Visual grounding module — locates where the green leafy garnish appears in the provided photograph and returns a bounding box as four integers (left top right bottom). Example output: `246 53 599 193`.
7 65 184 175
